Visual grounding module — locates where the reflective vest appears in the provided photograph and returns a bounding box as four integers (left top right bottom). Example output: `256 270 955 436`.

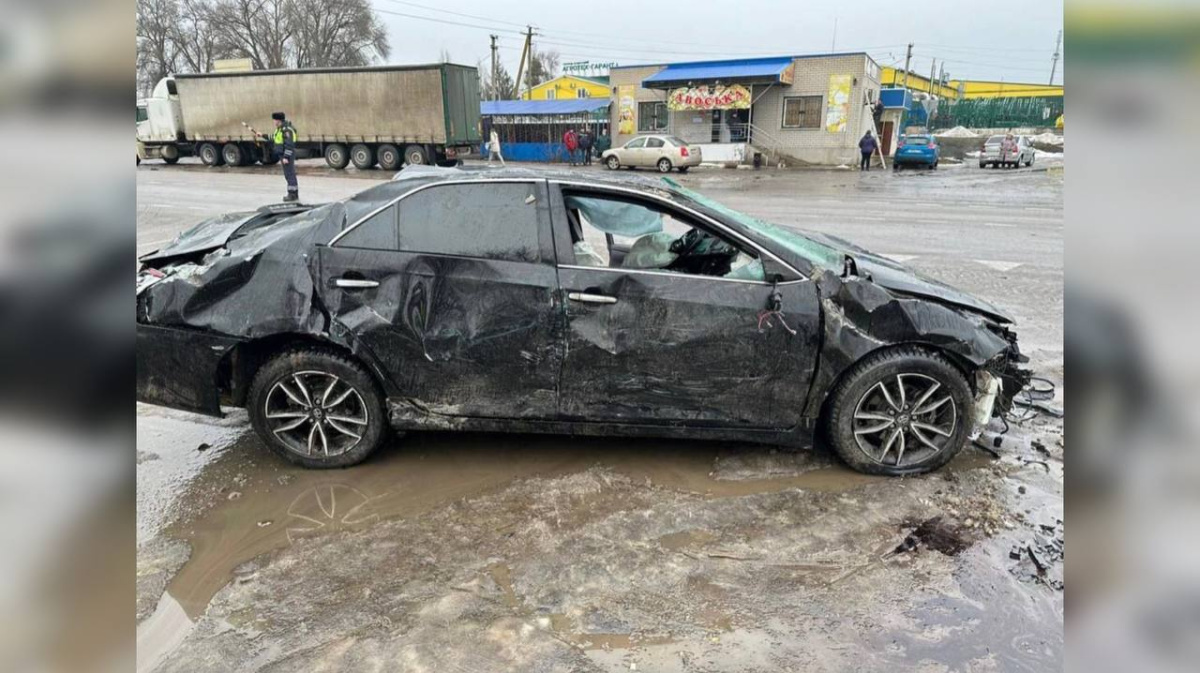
273 124 296 145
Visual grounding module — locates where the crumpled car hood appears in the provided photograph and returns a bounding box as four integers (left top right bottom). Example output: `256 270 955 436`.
802 231 1013 323
140 211 259 264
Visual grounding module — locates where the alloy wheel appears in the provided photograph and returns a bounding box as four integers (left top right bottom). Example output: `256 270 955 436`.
264 370 369 458
851 373 957 468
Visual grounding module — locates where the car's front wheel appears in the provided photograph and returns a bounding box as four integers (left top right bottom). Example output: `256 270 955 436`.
826 347 973 476
605 155 620 170
248 349 389 469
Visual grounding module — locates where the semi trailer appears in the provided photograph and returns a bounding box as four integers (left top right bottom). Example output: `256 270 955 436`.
136 63 481 170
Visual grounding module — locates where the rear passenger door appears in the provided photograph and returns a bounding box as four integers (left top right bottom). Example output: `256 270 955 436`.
316 180 563 420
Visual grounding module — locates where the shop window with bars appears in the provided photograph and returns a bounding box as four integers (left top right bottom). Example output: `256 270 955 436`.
782 96 822 129
638 102 668 132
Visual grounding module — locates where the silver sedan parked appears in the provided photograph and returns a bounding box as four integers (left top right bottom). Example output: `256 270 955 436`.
602 135 702 173
980 134 1036 168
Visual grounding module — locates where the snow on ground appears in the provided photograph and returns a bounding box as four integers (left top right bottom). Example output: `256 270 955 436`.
937 126 979 138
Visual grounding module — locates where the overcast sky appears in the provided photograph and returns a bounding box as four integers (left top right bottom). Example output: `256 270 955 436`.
370 0 1064 85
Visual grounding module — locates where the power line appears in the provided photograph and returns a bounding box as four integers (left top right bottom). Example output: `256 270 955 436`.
372 7 525 35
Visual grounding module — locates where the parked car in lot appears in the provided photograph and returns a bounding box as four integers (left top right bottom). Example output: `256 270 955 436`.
602 135 701 173
893 134 940 170
136 167 1029 476
980 134 1036 168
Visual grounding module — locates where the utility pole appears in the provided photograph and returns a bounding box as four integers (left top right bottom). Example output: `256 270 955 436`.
526 25 536 97
902 43 913 90
489 35 499 101
929 58 937 94
514 27 531 100
1049 29 1062 85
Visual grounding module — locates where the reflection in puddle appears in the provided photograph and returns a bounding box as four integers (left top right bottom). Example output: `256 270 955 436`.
285 484 382 543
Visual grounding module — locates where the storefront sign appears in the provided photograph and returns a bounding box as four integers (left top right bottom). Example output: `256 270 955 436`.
825 74 852 132
666 84 751 111
617 85 637 135
563 61 618 74
779 62 796 85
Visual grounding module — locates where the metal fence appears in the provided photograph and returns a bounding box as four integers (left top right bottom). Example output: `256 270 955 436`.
931 96 1064 130
482 114 610 163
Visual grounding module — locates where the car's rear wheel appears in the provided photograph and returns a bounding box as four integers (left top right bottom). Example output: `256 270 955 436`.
826 347 973 476
677 166 689 173
605 155 620 170
657 158 673 173
248 349 389 469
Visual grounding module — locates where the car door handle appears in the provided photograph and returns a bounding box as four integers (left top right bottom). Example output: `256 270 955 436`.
334 278 379 289
567 292 617 304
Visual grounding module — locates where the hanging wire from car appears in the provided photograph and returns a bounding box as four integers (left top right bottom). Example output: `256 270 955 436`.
757 282 797 335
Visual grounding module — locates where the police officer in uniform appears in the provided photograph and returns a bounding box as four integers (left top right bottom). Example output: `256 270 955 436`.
271 112 299 202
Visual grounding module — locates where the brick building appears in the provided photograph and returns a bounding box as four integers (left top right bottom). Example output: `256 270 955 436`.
608 53 882 166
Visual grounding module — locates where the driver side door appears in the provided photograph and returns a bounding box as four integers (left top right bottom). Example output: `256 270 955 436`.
549 183 821 428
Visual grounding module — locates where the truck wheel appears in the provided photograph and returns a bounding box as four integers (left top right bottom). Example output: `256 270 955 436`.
377 144 402 171
404 145 428 166
350 144 376 169
199 143 224 166
222 142 246 167
324 143 349 169
825 346 973 476
247 349 389 469
161 145 180 165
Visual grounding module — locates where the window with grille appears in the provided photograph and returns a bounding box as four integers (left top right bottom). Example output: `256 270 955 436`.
782 96 823 129
638 102 668 132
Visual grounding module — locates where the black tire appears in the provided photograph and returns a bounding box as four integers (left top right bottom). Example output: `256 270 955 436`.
377 143 402 171
605 155 620 170
221 142 245 167
979 162 986 169
404 145 428 166
247 349 389 469
350 143 376 170
324 143 349 169
677 166 689 173
161 145 180 164
825 346 973 476
657 158 673 173
199 142 224 166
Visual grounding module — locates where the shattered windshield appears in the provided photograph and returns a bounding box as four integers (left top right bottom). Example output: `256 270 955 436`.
665 180 844 270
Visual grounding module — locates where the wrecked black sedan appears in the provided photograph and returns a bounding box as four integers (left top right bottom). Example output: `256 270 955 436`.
137 167 1028 475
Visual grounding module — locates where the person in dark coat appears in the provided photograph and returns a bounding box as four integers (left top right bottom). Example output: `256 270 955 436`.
858 131 878 171
594 129 612 158
578 128 594 166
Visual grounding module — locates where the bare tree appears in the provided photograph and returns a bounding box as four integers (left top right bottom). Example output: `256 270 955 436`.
175 0 227 74
137 0 182 92
530 49 559 86
290 0 389 68
208 0 293 70
478 58 516 100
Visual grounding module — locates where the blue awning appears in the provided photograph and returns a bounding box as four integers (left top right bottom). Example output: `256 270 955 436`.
481 98 611 116
641 57 795 88
880 87 913 110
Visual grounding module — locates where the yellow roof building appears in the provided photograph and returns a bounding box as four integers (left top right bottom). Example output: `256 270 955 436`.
522 75 611 101
880 67 1063 100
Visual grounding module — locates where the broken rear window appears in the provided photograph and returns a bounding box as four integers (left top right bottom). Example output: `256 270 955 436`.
396 183 541 263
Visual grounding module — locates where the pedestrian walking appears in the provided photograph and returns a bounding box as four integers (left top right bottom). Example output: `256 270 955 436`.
270 112 299 201
563 128 579 166
858 131 878 171
578 127 594 166
487 128 506 166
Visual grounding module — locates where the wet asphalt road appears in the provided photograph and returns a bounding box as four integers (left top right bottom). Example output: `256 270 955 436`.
136 158 1064 672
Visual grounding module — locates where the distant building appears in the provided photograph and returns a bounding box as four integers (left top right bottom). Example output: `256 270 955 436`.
522 75 611 101
879 67 1064 100
609 53 883 166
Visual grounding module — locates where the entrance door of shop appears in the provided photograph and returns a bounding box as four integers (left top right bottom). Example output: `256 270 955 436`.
881 121 895 155
710 109 749 143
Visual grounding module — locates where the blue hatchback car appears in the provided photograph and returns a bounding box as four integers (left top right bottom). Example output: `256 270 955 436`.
893 134 940 170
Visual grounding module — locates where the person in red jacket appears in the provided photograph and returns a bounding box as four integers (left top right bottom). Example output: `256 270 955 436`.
563 128 579 166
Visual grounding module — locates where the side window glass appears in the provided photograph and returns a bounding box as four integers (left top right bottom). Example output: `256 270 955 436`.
337 205 397 250
397 183 541 262
564 193 759 280
627 138 647 149
645 137 665 148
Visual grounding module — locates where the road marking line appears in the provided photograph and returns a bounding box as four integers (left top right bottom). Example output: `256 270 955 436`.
974 259 1024 272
